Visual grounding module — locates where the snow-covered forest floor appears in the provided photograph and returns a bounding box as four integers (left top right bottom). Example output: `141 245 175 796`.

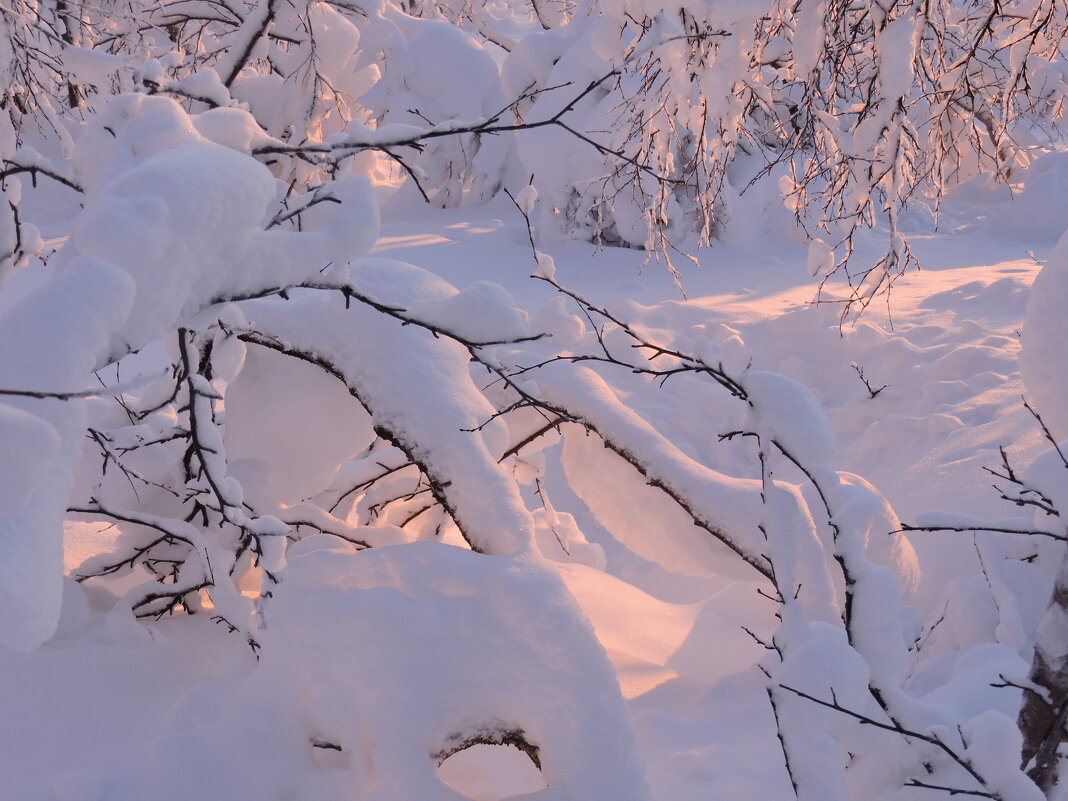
5 163 1065 799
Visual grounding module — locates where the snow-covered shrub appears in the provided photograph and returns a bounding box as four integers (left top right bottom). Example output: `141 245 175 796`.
0 81 658 800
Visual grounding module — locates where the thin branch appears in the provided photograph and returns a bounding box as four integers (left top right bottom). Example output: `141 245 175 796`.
896 523 1064 541
778 684 1001 798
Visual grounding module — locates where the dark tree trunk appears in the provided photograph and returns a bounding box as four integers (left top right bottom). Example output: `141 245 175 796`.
1021 542 1068 796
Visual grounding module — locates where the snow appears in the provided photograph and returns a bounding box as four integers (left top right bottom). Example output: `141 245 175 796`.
0 186 1060 795
514 184 538 217
1021 228 1068 439
0 405 61 512
225 343 375 507
70 539 651 801
4 8 1068 800
960 711 1046 801
742 370 838 464
0 256 134 651
408 280 530 343
358 191 1055 800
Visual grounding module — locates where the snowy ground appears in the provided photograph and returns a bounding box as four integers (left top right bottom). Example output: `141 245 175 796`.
3 178 1061 800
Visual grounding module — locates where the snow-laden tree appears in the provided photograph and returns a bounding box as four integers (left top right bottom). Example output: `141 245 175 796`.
504 0 1068 307
0 0 1067 798
5 0 1065 306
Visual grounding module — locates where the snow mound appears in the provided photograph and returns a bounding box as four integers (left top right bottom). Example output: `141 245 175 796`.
1022 229 1068 439
97 540 652 801
0 404 60 512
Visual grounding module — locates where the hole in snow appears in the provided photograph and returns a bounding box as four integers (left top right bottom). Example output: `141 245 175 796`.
311 740 350 770
436 744 547 801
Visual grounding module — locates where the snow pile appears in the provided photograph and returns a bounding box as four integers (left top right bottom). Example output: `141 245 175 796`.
1021 227 1068 439
0 259 133 651
88 539 652 801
